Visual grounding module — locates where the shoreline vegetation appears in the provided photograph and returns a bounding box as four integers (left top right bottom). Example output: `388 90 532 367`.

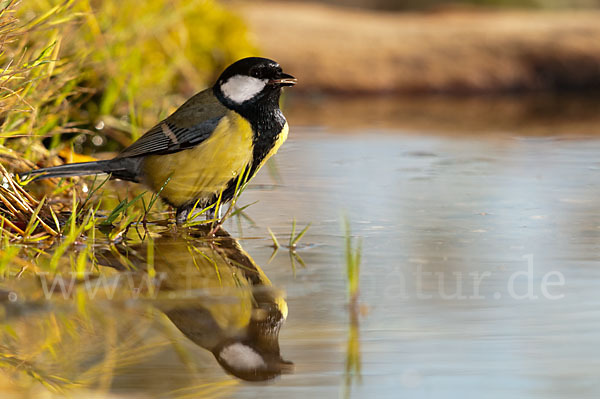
237 2 600 94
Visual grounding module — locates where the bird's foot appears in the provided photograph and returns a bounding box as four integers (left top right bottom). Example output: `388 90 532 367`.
205 206 223 221
175 207 190 226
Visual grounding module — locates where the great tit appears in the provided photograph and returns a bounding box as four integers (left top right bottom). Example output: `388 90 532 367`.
96 226 292 381
20 57 297 224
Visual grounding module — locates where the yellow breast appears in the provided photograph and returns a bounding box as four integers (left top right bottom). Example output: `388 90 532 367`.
142 111 254 207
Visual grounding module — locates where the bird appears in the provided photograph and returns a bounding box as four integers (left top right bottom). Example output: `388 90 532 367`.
20 57 296 224
96 226 293 381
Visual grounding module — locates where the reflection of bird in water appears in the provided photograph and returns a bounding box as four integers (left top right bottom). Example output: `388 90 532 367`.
96 226 292 381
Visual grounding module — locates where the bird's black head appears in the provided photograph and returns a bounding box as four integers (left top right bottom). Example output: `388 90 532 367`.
213 57 296 110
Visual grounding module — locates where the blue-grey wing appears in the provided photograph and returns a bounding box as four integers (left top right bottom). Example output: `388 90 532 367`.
116 88 229 158
116 116 223 158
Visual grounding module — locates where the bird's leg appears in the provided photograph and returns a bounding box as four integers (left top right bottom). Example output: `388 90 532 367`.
205 205 222 221
177 201 225 229
175 206 190 226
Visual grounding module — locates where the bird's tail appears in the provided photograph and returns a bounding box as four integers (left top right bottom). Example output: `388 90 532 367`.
19 158 140 183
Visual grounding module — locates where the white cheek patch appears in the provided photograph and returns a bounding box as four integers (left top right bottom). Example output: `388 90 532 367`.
219 343 266 371
221 75 267 104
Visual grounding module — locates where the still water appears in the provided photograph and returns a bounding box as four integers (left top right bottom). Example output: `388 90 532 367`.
2 96 600 398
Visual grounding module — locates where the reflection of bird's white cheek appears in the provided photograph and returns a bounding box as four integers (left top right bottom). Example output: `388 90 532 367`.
219 343 266 371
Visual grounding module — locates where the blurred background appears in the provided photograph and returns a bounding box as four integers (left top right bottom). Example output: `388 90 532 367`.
262 0 600 10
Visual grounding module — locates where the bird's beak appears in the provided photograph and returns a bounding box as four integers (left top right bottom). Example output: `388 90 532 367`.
269 73 297 87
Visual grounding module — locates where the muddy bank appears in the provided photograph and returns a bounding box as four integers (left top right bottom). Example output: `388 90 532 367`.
283 93 600 136
236 2 600 94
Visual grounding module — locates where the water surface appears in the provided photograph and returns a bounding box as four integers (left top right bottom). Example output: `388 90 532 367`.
2 96 600 398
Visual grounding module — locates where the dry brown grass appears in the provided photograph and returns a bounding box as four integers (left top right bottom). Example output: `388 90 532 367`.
236 1 600 93
0 158 61 240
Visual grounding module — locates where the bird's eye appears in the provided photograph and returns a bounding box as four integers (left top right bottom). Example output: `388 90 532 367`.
250 67 261 78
